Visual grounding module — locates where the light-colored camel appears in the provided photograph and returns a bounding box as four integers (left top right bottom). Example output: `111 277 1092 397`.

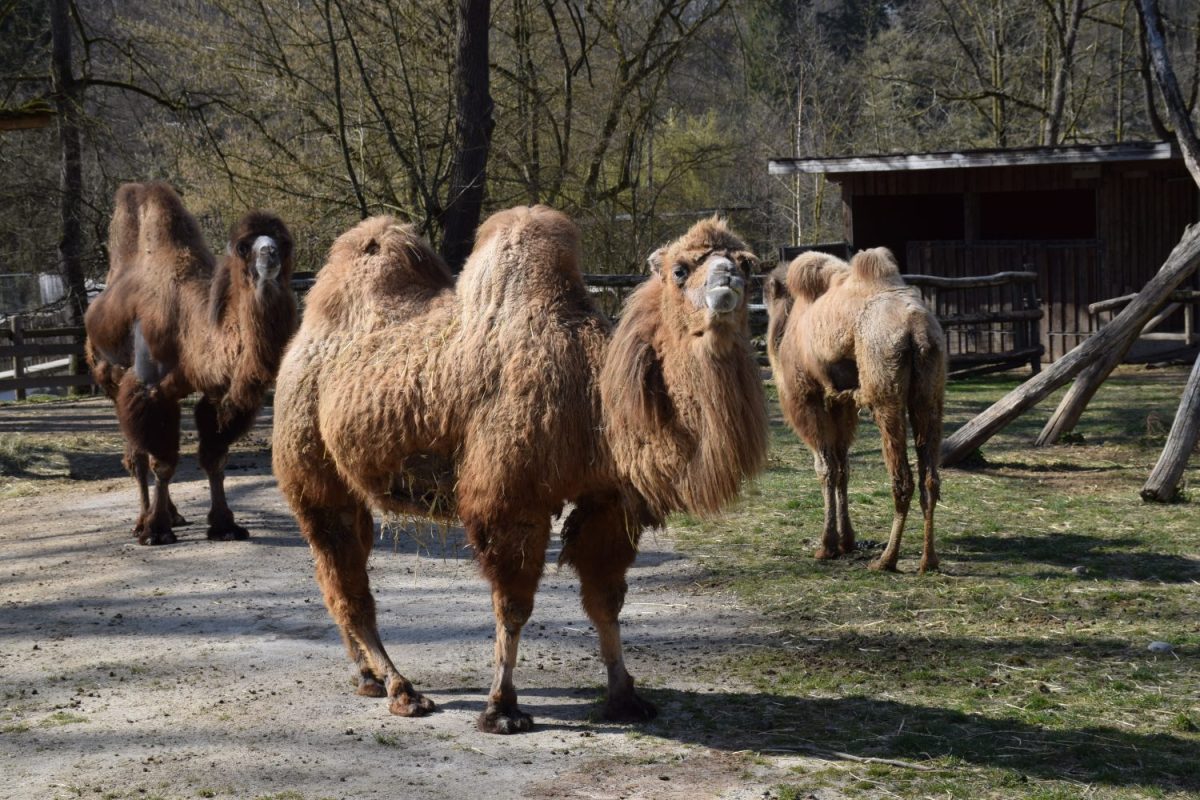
764 247 945 572
85 182 297 545
272 208 767 732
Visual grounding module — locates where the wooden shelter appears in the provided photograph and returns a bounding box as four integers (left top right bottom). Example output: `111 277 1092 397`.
771 142 1200 361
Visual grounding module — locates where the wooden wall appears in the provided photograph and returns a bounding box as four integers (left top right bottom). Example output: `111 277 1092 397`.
834 158 1198 361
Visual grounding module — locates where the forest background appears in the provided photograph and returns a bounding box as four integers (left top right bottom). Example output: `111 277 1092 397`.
2 0 1199 304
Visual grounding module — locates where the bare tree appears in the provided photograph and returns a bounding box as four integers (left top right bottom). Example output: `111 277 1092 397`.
440 0 494 272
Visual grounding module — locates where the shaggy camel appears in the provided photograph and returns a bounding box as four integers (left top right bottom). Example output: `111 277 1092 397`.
86 182 296 545
764 247 945 573
272 208 767 733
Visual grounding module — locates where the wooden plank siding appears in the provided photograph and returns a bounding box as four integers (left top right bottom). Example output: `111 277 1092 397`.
827 155 1199 362
907 240 1102 362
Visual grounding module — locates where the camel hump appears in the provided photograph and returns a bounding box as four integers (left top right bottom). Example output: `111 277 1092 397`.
458 205 585 306
785 251 847 301
107 181 211 280
311 216 452 321
849 247 904 286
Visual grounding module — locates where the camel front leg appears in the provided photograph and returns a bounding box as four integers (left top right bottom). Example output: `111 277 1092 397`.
299 502 435 716
561 497 656 722
832 402 859 555
471 515 549 734
195 397 257 541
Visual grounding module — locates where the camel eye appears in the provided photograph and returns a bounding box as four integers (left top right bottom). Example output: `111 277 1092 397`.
671 263 689 285
237 241 251 259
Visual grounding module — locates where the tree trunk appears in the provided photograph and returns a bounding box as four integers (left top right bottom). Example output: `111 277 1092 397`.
1136 0 1200 185
49 0 89 389
1042 0 1085 147
941 224 1200 466
439 0 494 273
1141 350 1200 501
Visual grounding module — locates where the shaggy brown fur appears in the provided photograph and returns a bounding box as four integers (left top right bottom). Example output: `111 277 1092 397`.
85 182 297 545
765 247 946 572
272 208 767 733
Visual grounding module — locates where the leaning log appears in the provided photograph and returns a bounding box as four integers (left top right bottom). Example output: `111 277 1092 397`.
1034 324 1142 446
941 224 1200 466
1141 351 1200 501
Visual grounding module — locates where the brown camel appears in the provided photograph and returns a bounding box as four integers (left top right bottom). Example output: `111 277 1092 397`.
85 181 297 545
272 208 767 733
764 247 945 573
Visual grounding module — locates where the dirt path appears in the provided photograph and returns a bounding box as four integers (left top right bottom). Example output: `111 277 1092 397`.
0 400 809 800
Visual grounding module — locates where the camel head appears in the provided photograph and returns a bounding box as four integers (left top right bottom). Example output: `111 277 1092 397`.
211 211 295 324
229 211 293 293
646 216 758 348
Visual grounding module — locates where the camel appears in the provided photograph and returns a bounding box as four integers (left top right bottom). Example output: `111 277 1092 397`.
85 181 297 545
272 208 767 733
764 247 945 573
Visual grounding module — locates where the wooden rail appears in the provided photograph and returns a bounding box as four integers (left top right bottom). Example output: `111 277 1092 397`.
904 270 1044 378
0 318 92 399
1088 289 1198 349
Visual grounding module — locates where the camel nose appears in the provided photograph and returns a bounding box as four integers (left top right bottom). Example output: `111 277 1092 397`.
704 257 744 314
252 236 281 280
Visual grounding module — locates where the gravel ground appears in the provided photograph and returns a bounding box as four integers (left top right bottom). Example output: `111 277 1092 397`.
0 400 816 800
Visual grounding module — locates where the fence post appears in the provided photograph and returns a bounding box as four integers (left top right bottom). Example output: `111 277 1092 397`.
11 317 25 401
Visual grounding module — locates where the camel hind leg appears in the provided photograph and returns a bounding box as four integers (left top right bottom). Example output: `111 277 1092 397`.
560 493 657 723
869 404 914 572
910 376 944 574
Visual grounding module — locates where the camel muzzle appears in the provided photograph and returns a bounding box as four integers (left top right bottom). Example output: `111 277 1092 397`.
252 236 281 283
704 257 744 314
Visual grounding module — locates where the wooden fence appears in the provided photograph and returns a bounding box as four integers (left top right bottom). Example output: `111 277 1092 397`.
907 239 1103 361
1 268 1044 399
0 318 92 400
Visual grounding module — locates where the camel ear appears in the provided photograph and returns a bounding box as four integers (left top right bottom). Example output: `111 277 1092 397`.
646 247 666 275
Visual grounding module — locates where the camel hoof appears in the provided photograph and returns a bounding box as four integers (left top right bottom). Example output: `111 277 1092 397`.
356 676 387 698
868 558 898 572
206 523 250 541
389 691 435 717
814 547 839 560
919 558 940 574
602 691 658 723
477 704 534 734
169 510 189 527
137 526 178 546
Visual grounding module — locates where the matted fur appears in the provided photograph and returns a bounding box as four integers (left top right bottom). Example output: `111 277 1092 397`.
766 246 946 573
85 181 297 544
272 208 767 731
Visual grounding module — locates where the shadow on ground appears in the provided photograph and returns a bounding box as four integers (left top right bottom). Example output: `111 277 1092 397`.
953 532 1200 582
635 688 1198 792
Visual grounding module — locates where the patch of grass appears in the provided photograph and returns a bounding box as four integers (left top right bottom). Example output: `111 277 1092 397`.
667 367 1200 800
374 732 400 747
40 711 87 727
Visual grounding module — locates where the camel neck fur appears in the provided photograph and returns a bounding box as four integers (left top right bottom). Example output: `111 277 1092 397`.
601 274 768 524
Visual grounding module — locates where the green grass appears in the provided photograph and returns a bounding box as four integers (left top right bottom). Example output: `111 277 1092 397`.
662 366 1200 799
